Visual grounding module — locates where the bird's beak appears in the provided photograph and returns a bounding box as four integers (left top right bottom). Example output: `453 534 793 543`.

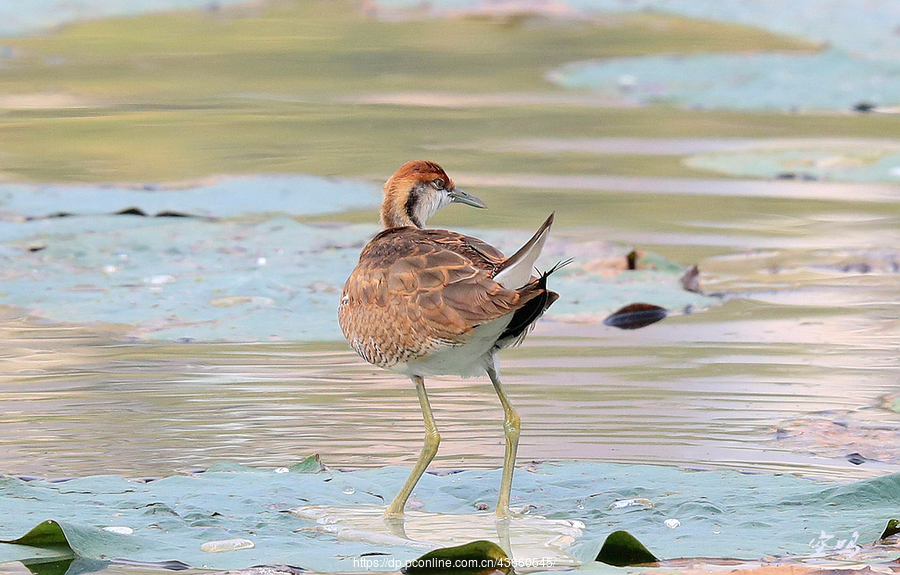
448 188 487 209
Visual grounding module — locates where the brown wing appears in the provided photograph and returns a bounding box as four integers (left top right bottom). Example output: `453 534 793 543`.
417 228 508 271
338 227 532 369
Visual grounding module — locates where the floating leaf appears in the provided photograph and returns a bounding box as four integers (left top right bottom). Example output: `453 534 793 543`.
595 530 658 566
288 454 326 474
6 461 891 571
879 519 900 542
2 519 160 567
205 461 250 473
401 540 510 575
886 395 900 415
0 175 379 220
685 146 900 183
603 303 667 329
553 53 900 116
20 558 75 575
1 182 717 341
7 520 72 552
20 557 110 575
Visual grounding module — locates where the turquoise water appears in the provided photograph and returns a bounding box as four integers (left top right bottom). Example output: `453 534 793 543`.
381 0 900 59
2 170 898 483
551 50 900 111
2 169 899 574
0 175 712 341
1 4 899 573
0 0 248 36
686 147 900 182
2 461 899 571
382 0 900 111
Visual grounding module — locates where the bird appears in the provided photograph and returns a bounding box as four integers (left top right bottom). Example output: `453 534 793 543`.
338 160 563 518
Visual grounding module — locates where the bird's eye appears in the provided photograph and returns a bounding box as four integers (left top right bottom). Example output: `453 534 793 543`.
432 178 445 189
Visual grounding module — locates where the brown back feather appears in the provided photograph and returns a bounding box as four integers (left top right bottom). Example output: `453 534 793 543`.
339 227 537 367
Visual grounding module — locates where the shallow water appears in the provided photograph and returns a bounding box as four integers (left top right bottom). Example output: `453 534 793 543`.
550 50 900 112
0 0 249 36
384 0 900 111
2 174 898 483
1 3 899 575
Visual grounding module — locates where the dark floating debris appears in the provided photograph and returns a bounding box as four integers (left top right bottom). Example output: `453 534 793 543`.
626 249 638 270
845 452 878 466
775 172 818 181
117 208 197 218
26 208 207 220
842 262 872 274
112 559 191 571
603 303 667 330
154 210 193 218
27 245 47 252
25 211 73 221
117 207 148 216
680 265 701 293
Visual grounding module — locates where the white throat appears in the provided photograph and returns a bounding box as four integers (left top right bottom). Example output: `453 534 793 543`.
411 190 451 228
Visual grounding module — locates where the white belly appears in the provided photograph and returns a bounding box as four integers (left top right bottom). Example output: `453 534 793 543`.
393 316 511 378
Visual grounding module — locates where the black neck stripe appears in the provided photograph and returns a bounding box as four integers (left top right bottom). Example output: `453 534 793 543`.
404 186 423 228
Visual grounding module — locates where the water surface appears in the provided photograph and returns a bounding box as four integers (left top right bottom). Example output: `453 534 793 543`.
3 176 898 482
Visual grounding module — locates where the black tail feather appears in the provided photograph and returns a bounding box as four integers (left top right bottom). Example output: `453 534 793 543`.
537 258 574 283
496 257 572 347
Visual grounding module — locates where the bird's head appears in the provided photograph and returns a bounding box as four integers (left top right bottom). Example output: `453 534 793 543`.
380 160 486 229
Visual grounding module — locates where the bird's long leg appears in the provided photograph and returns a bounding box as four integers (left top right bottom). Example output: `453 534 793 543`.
385 375 440 517
487 360 520 518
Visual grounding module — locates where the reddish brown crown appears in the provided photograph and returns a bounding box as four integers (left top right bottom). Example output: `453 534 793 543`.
380 160 454 229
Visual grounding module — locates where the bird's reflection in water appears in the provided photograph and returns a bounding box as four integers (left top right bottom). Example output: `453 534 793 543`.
290 504 584 566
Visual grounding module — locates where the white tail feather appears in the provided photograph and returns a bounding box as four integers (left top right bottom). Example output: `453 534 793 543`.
493 213 554 289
